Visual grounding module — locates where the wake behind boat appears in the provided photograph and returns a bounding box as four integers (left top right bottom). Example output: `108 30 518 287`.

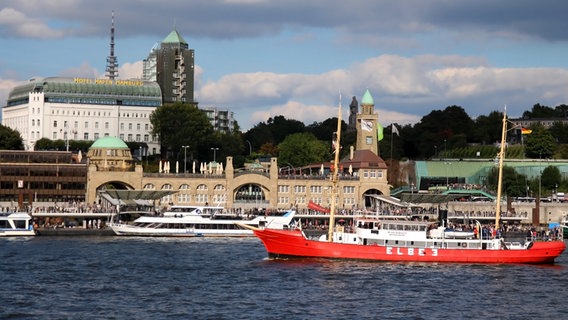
244 104 566 264
110 205 295 237
0 212 36 236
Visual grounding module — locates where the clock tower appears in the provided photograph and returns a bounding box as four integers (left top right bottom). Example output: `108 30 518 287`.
356 89 380 155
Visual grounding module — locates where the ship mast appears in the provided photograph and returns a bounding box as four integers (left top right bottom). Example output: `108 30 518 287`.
494 109 507 231
327 96 342 242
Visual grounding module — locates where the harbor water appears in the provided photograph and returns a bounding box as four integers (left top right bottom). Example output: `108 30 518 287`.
1 236 567 319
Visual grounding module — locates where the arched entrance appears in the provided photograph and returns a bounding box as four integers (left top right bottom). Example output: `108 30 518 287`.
234 183 267 209
363 189 383 208
95 181 136 211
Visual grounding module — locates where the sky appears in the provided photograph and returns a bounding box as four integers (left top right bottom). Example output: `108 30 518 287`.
2 0 568 130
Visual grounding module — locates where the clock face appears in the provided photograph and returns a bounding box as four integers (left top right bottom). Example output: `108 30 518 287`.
361 120 372 132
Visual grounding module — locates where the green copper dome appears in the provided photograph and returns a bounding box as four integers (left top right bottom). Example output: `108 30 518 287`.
90 137 129 149
361 89 374 105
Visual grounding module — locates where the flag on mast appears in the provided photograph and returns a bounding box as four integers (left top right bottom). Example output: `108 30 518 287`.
377 123 384 141
391 124 399 135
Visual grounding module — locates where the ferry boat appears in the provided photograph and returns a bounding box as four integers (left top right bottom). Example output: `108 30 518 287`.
0 212 36 236
242 105 566 264
110 205 295 237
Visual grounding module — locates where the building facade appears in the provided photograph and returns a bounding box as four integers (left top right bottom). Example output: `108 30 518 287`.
2 77 162 153
143 29 195 104
84 90 390 211
0 150 87 210
85 154 390 213
201 106 236 133
1 90 392 214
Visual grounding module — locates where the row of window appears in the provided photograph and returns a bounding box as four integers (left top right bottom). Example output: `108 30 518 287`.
279 185 357 194
51 131 107 141
45 131 158 143
118 133 156 143
120 123 151 131
0 181 86 190
148 183 355 196
49 120 152 132
0 167 85 177
48 109 116 117
47 97 160 107
277 196 356 206
143 183 227 191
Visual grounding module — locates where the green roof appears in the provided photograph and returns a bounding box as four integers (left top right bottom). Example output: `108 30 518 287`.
90 137 129 149
361 89 374 105
162 30 187 45
8 77 161 99
6 77 163 107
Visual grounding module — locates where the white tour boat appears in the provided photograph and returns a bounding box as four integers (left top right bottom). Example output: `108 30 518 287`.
109 205 296 237
0 212 36 236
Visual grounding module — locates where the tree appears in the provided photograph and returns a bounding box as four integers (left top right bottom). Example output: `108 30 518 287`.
34 138 55 150
473 111 503 145
409 105 475 159
277 133 330 167
150 102 214 159
206 130 244 164
0 124 24 150
541 166 561 193
244 115 306 151
267 116 305 144
522 103 557 118
307 118 352 160
259 142 279 157
524 124 556 159
548 121 568 144
487 165 528 198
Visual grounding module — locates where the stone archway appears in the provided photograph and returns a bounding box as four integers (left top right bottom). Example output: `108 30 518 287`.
86 165 143 203
234 183 267 209
362 188 384 208
94 180 136 208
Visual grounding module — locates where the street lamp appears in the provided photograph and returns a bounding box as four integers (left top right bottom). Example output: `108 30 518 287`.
245 140 252 156
182 145 189 173
444 161 451 188
285 162 295 175
211 147 219 162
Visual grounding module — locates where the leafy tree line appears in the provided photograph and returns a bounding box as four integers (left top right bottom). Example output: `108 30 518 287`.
0 125 24 150
3 101 568 172
487 165 564 199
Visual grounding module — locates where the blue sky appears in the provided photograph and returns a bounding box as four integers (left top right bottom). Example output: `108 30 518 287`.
2 0 568 130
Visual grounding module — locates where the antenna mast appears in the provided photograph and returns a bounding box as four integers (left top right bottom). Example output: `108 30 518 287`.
105 11 119 80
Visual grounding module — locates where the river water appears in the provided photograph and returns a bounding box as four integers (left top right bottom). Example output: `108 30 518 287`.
1 236 567 319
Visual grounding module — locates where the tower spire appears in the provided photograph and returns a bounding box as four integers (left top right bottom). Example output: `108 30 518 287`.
105 10 119 80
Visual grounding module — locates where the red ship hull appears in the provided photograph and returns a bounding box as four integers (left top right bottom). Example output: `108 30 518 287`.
253 228 566 264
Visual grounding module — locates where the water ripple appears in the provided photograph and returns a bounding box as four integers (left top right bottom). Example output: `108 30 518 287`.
1 237 567 319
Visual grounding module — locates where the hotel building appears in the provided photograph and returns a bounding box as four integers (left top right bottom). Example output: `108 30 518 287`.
2 77 163 154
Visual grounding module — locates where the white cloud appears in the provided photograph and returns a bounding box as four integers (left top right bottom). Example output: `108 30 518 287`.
195 54 568 129
119 61 143 79
0 78 22 116
0 7 65 38
59 62 99 78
